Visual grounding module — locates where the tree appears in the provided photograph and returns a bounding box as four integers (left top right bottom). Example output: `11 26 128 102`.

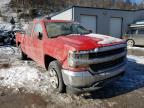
10 0 144 19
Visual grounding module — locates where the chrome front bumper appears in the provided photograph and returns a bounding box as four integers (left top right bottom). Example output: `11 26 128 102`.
62 64 126 89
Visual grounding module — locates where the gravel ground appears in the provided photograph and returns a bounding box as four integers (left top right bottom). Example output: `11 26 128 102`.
0 46 144 108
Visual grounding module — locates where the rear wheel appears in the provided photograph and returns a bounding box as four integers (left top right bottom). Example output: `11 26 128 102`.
127 39 134 47
18 45 27 60
48 60 65 93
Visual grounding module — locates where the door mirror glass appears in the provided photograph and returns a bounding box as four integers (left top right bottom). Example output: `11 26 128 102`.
38 32 43 40
89 30 93 33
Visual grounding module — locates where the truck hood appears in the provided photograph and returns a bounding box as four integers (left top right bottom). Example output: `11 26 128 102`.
57 33 124 51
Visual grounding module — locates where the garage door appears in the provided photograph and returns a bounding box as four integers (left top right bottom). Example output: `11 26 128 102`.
110 18 122 38
80 15 96 33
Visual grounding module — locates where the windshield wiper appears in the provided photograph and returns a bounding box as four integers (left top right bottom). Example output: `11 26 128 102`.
60 33 72 36
50 33 72 38
50 32 91 38
80 32 90 35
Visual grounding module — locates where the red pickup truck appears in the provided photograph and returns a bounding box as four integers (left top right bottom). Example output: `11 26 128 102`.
16 18 127 93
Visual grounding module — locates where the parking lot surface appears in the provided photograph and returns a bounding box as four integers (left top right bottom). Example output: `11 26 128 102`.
0 46 144 108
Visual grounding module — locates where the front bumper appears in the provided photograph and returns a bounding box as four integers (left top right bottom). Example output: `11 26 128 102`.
62 64 126 91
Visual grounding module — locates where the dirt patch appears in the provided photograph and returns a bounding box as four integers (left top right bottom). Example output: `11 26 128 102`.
0 59 11 69
0 87 47 108
0 63 11 69
0 93 47 108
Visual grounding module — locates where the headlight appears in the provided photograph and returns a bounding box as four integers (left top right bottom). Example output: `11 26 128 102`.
68 49 98 67
68 51 89 67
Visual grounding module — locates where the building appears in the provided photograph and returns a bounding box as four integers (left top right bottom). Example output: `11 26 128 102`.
51 6 144 38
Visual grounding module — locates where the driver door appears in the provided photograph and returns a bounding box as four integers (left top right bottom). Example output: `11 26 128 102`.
31 22 44 65
24 22 34 58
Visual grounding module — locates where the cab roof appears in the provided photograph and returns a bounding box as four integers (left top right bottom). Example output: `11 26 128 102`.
34 17 73 23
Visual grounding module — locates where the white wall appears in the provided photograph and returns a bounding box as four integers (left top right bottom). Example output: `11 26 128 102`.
51 8 73 20
110 18 122 38
80 15 97 33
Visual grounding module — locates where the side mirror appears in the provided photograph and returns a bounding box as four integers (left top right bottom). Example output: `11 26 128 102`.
38 32 43 40
89 30 93 33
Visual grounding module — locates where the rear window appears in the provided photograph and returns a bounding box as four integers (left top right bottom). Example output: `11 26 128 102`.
26 22 33 36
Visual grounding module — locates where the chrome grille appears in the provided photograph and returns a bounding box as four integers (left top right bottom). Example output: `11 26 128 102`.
89 44 127 73
89 56 125 73
89 47 125 59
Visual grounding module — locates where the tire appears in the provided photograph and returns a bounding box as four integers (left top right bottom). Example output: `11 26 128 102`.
127 39 134 47
18 45 27 60
48 60 65 93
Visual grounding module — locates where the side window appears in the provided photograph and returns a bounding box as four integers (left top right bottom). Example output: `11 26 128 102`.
128 29 137 34
138 28 144 34
34 23 43 34
26 22 33 36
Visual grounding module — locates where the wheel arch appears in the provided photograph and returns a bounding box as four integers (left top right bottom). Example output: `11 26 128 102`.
17 42 21 46
44 54 57 70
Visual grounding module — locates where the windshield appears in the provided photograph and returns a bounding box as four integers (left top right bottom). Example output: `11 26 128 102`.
45 22 90 38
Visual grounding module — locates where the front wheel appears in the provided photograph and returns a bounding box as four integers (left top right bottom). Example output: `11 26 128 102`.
127 39 134 47
48 60 65 93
